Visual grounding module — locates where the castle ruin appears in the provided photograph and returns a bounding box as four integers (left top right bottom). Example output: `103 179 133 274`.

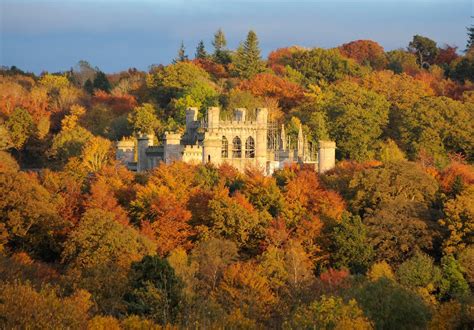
116 107 336 175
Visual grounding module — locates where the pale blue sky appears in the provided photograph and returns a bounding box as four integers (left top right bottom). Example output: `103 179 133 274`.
0 0 471 73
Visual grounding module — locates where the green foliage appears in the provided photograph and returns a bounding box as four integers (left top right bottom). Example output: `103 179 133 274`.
286 295 372 330
93 71 111 92
195 40 208 59
126 255 184 325
439 255 470 299
375 139 406 163
174 41 189 63
212 28 231 64
49 125 93 164
323 81 390 161
172 80 219 123
233 30 265 79
127 103 161 134
408 35 439 66
5 107 34 150
354 278 431 330
330 212 374 274
289 48 360 84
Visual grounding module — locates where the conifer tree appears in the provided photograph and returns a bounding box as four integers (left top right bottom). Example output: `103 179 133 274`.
212 28 231 64
234 30 265 79
195 40 208 59
173 41 188 63
466 21 474 52
92 71 111 93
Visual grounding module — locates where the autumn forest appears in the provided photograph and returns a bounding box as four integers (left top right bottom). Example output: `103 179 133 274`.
0 28 473 329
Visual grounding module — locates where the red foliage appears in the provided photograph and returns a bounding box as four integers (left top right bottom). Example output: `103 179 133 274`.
91 90 137 115
193 58 228 78
338 40 387 69
438 161 474 194
319 268 350 289
238 73 305 109
435 45 459 66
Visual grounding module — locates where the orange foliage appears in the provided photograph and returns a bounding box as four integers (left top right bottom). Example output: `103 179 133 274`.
339 39 387 69
267 46 301 75
148 186 194 256
238 73 305 109
438 161 474 193
85 178 130 226
193 58 228 78
91 90 137 115
285 168 345 222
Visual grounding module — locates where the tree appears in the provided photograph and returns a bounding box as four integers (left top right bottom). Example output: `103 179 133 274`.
233 30 265 79
322 81 390 161
287 296 372 330
174 41 189 63
212 28 231 64
126 255 184 325
466 22 474 52
0 170 64 260
5 107 34 150
396 252 441 304
329 212 373 274
0 282 92 329
339 39 387 69
80 136 113 173
439 186 474 255
439 255 470 299
127 103 161 134
354 278 431 330
62 208 156 314
93 71 111 93
216 262 276 323
195 40 208 59
408 35 439 67
386 49 420 75
289 48 359 85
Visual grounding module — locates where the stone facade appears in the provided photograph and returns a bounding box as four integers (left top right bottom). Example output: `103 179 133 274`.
116 107 336 175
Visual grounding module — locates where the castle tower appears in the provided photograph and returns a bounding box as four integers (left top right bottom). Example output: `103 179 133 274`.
207 106 220 131
318 140 336 174
164 132 183 164
116 138 135 165
137 133 154 172
186 107 198 128
255 108 268 168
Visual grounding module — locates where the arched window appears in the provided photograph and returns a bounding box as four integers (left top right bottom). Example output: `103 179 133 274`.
221 136 228 158
245 136 255 158
232 136 242 158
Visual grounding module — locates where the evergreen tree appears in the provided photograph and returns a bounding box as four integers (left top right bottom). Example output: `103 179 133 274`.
466 20 474 52
195 40 208 59
92 71 111 93
173 41 188 63
84 78 94 94
233 30 265 79
212 28 231 64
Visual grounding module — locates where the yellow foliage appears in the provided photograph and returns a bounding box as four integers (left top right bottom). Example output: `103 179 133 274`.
88 316 122 330
368 261 395 281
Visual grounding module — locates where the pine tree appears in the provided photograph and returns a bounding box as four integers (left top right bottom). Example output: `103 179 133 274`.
212 29 231 64
233 30 265 79
173 41 188 63
92 71 111 93
466 20 474 52
195 40 208 59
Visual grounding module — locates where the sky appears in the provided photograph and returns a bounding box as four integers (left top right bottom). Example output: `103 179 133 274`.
0 0 472 73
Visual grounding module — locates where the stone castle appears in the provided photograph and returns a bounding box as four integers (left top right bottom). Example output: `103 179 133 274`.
116 107 336 175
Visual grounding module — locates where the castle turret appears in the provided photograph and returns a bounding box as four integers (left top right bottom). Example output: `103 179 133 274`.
137 133 154 172
280 124 287 151
297 124 304 158
164 132 183 164
318 140 336 174
116 138 135 166
255 108 268 168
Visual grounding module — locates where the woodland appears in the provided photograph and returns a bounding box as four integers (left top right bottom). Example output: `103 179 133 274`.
0 29 473 329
